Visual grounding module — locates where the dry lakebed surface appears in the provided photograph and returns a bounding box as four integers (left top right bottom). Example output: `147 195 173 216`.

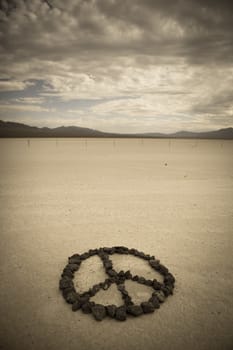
0 138 232 350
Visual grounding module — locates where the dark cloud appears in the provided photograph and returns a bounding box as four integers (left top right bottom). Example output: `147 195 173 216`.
0 0 232 132
0 0 232 64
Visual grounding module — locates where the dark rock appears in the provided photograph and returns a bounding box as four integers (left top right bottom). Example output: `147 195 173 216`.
144 254 152 260
80 252 91 260
149 296 160 309
161 286 171 297
101 281 110 290
92 284 101 294
117 284 125 292
153 291 165 303
62 268 74 278
72 300 82 311
138 277 146 284
62 287 75 297
141 302 155 314
125 270 132 279
118 270 125 277
104 261 112 270
149 259 160 269
65 291 78 304
136 251 146 258
127 305 143 316
104 247 115 254
108 269 118 277
115 246 129 254
88 249 98 256
59 277 73 290
132 275 139 281
164 273 175 284
129 248 137 255
106 305 117 318
123 296 133 306
165 284 174 295
115 306 127 321
78 295 90 304
87 289 96 297
66 263 79 272
92 304 106 321
159 264 169 275
152 280 162 290
68 255 81 264
103 247 112 253
144 280 153 286
82 302 94 314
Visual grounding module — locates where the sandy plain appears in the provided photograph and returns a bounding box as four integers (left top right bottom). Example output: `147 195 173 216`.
0 138 232 350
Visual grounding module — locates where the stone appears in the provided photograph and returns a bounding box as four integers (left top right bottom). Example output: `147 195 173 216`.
82 302 94 314
115 306 127 321
59 277 73 290
92 304 106 321
127 305 143 316
108 269 118 277
80 252 91 260
78 295 90 304
161 286 171 297
144 280 153 286
92 284 101 294
152 280 162 290
164 273 175 284
68 255 81 264
66 263 79 272
132 275 139 281
159 264 169 275
117 284 125 292
88 249 98 256
65 291 78 304
62 268 74 278
124 296 133 306
149 296 160 309
104 261 113 270
62 287 75 297
101 281 110 290
149 259 160 269
141 302 155 314
153 291 166 303
138 277 146 284
118 270 125 277
144 254 152 260
165 284 174 295
125 270 132 279
106 305 117 318
72 301 82 311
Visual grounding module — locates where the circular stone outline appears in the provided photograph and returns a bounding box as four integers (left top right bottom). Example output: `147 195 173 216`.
59 246 175 321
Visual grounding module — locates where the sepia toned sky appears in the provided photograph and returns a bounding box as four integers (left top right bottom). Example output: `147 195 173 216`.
0 0 232 133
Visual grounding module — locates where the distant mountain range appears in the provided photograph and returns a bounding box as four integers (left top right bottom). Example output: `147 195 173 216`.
0 120 233 139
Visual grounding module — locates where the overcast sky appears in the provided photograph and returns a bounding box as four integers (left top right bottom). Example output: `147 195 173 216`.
0 0 232 133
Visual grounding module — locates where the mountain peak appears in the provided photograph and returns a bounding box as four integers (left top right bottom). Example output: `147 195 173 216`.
0 120 232 139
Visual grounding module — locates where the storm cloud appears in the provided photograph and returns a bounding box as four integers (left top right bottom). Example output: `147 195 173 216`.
0 0 232 132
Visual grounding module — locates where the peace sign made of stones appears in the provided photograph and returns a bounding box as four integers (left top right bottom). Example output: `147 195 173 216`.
59 246 175 321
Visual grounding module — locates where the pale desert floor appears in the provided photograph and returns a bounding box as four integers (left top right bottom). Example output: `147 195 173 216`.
0 138 233 350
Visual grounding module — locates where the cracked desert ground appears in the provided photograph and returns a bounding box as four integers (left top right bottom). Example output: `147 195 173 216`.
0 138 232 350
